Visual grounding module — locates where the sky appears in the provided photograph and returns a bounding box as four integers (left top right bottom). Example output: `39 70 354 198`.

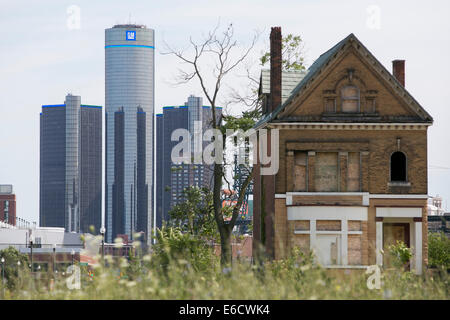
1 0 450 224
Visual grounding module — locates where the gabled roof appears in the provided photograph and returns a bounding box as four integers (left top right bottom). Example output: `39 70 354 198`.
255 33 433 128
259 69 307 104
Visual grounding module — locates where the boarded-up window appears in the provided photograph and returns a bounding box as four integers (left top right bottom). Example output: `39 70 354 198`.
324 98 336 113
347 152 360 191
317 220 341 231
294 152 307 191
348 220 362 231
348 234 362 265
341 85 359 112
294 220 310 231
366 98 376 113
292 234 310 252
314 152 338 191
316 234 341 265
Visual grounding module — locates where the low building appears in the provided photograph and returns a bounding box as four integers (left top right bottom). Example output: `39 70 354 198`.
0 226 83 272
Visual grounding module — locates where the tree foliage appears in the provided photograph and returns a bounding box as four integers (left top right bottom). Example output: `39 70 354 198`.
428 232 450 269
0 246 29 290
167 186 218 242
260 34 306 71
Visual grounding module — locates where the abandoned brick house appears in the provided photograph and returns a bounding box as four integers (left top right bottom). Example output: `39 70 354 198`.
252 27 433 274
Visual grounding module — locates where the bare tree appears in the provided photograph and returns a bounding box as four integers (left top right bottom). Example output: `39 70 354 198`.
162 23 258 266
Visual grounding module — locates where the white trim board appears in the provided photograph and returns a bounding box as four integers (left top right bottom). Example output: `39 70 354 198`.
286 192 368 196
277 193 428 199
376 207 422 218
287 206 368 221
370 194 428 199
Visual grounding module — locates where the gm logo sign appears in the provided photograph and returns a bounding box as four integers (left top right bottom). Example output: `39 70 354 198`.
126 30 136 41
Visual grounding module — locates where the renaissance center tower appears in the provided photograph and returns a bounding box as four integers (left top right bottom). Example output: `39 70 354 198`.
105 24 155 244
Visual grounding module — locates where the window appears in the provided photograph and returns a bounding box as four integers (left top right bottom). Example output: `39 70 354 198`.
4 200 9 223
341 85 359 112
324 98 336 113
314 152 338 191
293 152 307 191
390 151 407 181
366 97 376 113
316 234 341 265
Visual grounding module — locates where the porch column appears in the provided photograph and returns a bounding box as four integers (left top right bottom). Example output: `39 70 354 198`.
307 151 315 192
341 219 348 265
376 217 383 266
286 150 294 192
310 219 317 254
414 218 423 275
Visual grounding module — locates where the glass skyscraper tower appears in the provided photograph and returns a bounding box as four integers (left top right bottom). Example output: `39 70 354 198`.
40 94 102 233
155 95 221 228
105 24 155 244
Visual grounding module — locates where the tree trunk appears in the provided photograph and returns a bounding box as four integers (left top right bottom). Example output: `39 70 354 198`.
213 162 232 267
219 226 232 267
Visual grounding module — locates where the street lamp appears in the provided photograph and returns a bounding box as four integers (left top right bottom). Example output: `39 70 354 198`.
100 227 106 263
53 244 56 274
29 233 34 272
17 260 22 289
1 257 5 297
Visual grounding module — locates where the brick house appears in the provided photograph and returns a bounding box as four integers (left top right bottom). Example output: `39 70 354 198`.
253 27 433 274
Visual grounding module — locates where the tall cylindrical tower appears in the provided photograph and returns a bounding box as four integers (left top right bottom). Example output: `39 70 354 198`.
105 24 155 244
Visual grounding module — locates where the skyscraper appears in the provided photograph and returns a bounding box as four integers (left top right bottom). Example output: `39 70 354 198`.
40 94 102 233
155 95 221 228
105 24 155 244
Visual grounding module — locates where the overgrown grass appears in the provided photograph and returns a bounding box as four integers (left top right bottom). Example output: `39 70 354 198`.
2 247 448 300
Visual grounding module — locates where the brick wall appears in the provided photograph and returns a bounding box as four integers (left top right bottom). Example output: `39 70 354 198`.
277 128 428 195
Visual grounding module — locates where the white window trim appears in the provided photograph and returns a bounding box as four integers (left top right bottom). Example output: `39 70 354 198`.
288 206 367 267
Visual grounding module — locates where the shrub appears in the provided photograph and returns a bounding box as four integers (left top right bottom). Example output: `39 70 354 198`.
387 241 412 269
152 226 218 274
428 232 450 269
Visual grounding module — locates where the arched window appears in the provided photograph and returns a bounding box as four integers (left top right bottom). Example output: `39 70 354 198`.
341 85 359 112
390 151 407 181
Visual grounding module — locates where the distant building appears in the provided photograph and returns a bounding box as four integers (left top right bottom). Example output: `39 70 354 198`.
0 185 16 226
105 24 155 244
427 196 449 236
40 94 102 234
0 226 83 272
156 95 221 228
427 195 445 216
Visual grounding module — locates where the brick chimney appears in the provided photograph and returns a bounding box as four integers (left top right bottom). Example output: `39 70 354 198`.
269 27 282 114
392 60 405 87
